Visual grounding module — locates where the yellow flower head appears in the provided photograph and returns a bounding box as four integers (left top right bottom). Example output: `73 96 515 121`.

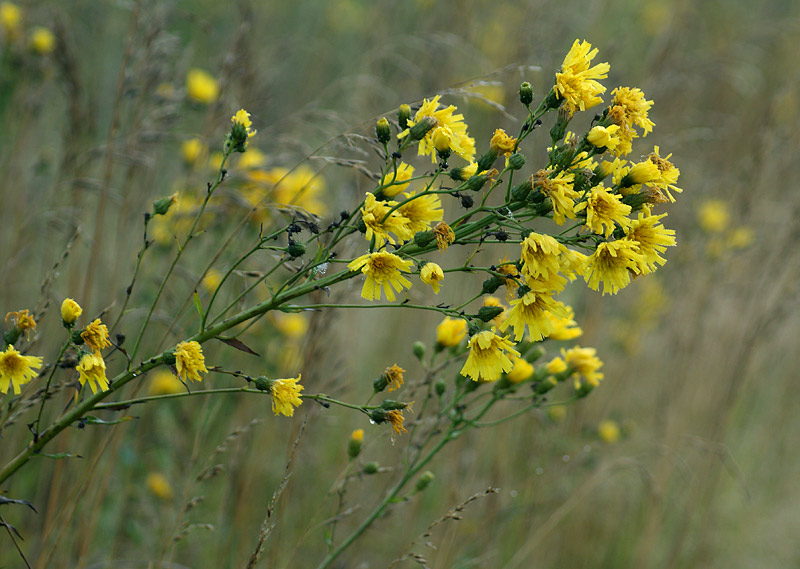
61 298 83 325
506 356 534 383
0 345 42 394
577 184 632 238
398 191 443 234
545 305 583 340
460 329 520 383
534 169 579 225
148 370 184 396
610 86 655 141
520 232 564 282
380 162 415 197
431 126 452 153
433 221 455 252
399 95 476 163
0 2 21 38
647 146 682 202
420 262 444 294
586 124 621 152
562 345 604 387
698 200 730 233
186 68 219 104
500 291 569 341
273 313 309 339
386 409 408 436
5 309 36 338
270 374 304 416
174 340 208 383
351 428 364 442
584 240 646 295
385 364 405 392
29 26 55 55
81 319 111 352
436 317 467 347
489 128 518 155
497 257 520 302
266 166 327 216
598 419 620 444
76 352 109 394
231 108 257 138
181 138 206 166
348 251 413 302
555 39 610 113
146 472 174 501
360 193 412 248
624 207 677 274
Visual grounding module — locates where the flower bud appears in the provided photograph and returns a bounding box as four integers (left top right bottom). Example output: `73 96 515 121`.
519 82 533 106
363 461 379 474
434 379 446 396
152 193 178 217
380 399 408 411
511 179 533 202
61 298 83 327
373 373 389 393
287 239 306 259
348 429 364 459
476 149 498 173
481 275 503 295
412 341 425 361
476 305 504 322
415 470 435 492
507 153 525 170
376 117 391 144
398 104 411 130
407 116 437 141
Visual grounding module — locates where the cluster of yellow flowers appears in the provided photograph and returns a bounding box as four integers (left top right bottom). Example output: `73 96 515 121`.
1 2 55 55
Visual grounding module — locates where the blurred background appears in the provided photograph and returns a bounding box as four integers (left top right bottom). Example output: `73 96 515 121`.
1 0 799 567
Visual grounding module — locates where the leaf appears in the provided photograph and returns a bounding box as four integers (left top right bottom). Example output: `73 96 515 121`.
0 520 24 540
0 496 37 513
217 337 260 357
32 452 82 460
81 415 137 426
193 292 203 317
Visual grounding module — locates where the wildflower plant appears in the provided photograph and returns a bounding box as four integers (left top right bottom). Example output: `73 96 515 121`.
0 39 680 565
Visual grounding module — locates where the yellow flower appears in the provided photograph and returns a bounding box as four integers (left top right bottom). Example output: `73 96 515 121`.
577 185 632 238
546 357 568 374
385 364 405 392
348 428 364 458
5 309 36 338
186 68 219 104
584 240 646 295
520 232 563 282
420 262 444 294
360 193 411 248
148 370 184 396
146 472 174 501
351 428 364 442
500 291 569 341
554 39 610 113
61 298 82 325
534 169 579 225
81 319 111 352
231 108 257 137
460 329 520 382
29 27 55 55
561 346 604 387
431 126 452 154
257 166 327 216
386 409 408 436
380 162 415 197
201 269 223 293
0 345 42 394
545 305 583 340
181 138 206 166
0 2 21 38
646 146 682 202
399 95 476 163
623 160 661 187
586 125 621 152
698 200 730 233
506 356 534 383
482 296 506 327
174 340 208 383
610 86 655 151
348 251 413 302
489 128 518 155
76 352 109 394
270 374 303 416
624 207 677 274
397 191 443 234
433 221 455 252
436 317 467 347
237 147 267 170
548 404 567 422
597 419 620 444
273 313 308 339
497 257 520 302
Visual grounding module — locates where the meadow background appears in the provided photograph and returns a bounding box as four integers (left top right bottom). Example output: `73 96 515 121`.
1 0 799 567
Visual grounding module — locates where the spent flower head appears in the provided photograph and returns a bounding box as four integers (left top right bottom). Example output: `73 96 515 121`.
174 340 208 383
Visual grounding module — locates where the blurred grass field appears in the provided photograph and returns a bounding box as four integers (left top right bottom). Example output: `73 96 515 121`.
2 0 800 567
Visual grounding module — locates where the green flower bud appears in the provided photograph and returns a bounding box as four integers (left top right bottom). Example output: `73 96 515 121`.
373 373 389 393
511 179 533 202
508 153 525 170
380 399 408 411
413 230 435 248
477 149 499 173
398 104 411 130
287 240 306 259
519 82 533 106
407 116 436 141
476 305 504 322
363 461 379 474
152 193 178 216
3 328 21 346
434 380 446 396
412 341 426 361
376 117 391 144
415 470 435 492
348 429 364 459
465 174 490 193
481 275 504 295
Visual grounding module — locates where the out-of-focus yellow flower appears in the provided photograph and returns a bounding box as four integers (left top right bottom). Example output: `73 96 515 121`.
148 370 184 395
146 472 174 501
237 147 267 170
436 317 466 347
29 26 55 55
598 419 620 444
254 166 327 216
186 68 219 104
273 313 308 339
506 356 534 383
181 138 206 166
548 404 566 422
0 2 21 39
201 269 223 293
698 200 730 233
545 305 583 340
727 227 754 249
